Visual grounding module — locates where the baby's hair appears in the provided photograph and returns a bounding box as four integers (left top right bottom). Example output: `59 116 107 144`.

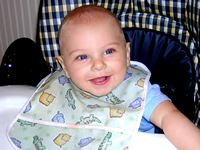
58 5 125 48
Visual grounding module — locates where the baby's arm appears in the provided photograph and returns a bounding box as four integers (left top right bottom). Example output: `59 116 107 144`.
150 100 200 150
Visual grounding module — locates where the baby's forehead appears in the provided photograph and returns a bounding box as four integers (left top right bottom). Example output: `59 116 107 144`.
60 15 119 36
59 6 124 52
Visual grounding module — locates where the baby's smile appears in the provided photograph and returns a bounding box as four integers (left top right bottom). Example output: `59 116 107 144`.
89 76 111 85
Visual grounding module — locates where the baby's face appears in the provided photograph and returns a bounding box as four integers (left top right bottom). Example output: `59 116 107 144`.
59 21 130 96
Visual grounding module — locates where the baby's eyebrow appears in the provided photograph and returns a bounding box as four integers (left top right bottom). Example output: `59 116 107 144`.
69 49 86 56
104 42 120 47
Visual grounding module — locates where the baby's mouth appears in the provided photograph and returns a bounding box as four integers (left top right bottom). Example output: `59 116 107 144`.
90 76 111 85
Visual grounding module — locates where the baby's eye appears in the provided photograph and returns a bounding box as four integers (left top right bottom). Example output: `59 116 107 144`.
104 49 114 55
77 55 88 60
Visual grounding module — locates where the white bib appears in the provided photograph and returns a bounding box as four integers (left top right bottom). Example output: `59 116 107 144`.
7 61 151 150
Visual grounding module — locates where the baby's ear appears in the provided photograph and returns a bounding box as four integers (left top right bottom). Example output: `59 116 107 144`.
56 55 71 78
126 42 131 66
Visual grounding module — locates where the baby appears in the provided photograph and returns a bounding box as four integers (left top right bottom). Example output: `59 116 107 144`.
56 5 200 150
7 5 200 150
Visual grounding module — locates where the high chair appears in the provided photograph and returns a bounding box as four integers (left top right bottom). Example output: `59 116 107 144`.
37 0 200 131
1 1 199 149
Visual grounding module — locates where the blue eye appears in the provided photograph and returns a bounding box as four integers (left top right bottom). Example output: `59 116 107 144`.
77 55 88 60
104 49 113 54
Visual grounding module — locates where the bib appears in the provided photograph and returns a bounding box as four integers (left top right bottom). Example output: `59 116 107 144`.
7 61 151 150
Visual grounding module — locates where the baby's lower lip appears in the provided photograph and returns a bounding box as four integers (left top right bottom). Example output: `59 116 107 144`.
90 76 111 85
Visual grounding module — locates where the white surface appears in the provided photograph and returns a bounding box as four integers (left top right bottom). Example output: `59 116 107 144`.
0 85 36 150
0 85 177 150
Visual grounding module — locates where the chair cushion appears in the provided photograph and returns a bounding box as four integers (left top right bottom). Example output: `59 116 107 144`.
123 28 195 122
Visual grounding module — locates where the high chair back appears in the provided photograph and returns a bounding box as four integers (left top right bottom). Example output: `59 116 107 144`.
37 0 200 130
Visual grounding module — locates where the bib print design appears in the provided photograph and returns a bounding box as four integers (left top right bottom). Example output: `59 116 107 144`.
7 62 151 150
39 92 55 106
65 89 76 110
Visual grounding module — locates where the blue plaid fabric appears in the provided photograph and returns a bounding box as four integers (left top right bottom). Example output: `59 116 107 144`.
38 0 200 126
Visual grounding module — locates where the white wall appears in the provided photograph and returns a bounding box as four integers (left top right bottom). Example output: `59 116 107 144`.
0 0 41 64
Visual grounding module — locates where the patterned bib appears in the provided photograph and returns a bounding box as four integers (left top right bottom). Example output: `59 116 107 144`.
7 61 151 150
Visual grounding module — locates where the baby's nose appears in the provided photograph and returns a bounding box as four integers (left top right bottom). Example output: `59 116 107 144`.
91 58 107 71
